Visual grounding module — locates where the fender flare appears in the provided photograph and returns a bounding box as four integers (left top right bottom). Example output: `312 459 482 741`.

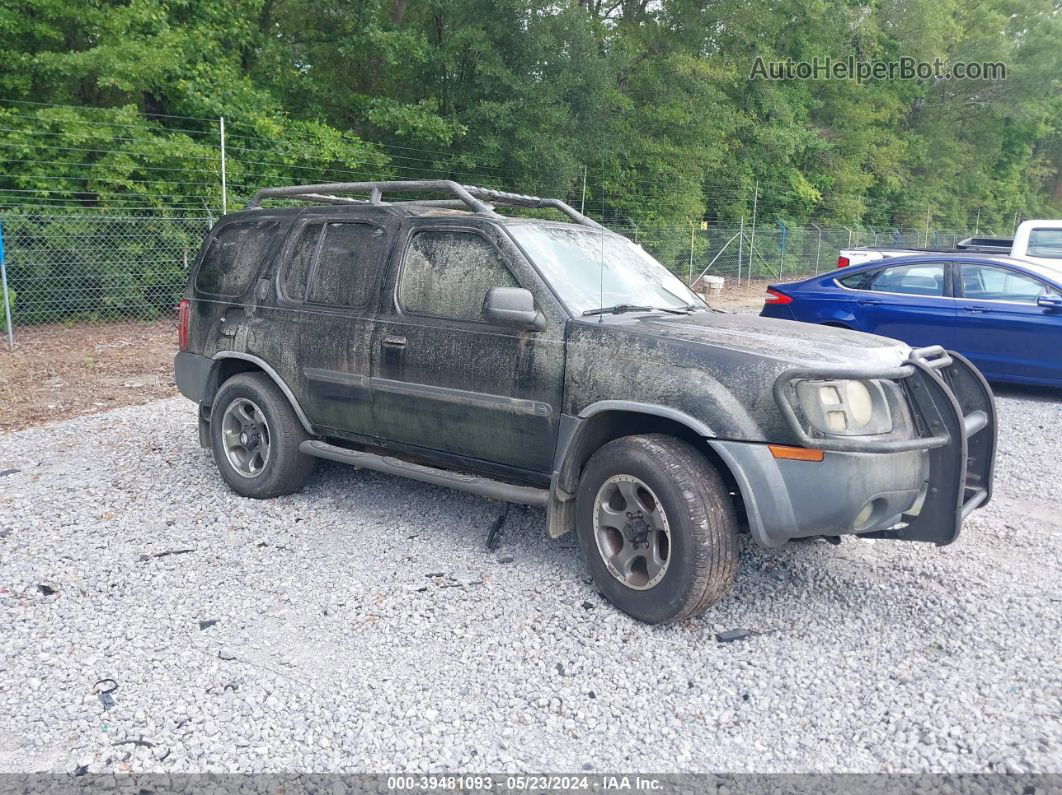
211 352 315 434
545 401 719 539
577 400 715 436
552 400 715 497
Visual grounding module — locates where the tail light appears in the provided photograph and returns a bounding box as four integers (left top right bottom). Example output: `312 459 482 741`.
764 288 793 305
837 256 851 268
178 298 191 351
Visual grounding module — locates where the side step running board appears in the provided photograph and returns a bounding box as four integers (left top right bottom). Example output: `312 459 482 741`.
299 440 549 507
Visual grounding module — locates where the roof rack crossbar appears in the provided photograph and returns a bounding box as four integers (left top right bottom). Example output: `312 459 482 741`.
460 185 602 228
292 193 371 206
247 179 602 228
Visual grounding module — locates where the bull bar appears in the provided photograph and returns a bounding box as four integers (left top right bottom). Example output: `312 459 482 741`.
773 345 997 544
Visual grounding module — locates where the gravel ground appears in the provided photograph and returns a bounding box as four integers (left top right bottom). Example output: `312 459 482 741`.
0 390 1060 775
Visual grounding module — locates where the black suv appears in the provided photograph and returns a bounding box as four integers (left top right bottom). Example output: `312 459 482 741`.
175 180 997 623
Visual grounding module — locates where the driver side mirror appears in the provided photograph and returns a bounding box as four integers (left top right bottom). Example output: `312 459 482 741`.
1037 293 1062 311
482 287 546 331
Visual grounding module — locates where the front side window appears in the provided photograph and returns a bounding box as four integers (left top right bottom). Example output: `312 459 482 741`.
195 219 279 297
506 225 702 315
959 264 1047 303
304 222 387 308
398 230 519 321
1027 228 1062 260
839 263 946 297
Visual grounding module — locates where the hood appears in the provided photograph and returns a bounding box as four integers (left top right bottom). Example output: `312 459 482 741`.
623 310 910 369
564 311 914 445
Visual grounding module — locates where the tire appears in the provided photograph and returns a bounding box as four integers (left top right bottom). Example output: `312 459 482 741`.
208 372 315 499
575 434 739 623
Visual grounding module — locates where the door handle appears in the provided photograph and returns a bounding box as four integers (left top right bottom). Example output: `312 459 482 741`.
857 299 881 306
382 335 407 347
962 306 988 313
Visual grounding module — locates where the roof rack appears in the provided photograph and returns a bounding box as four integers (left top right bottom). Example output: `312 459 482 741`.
246 179 603 229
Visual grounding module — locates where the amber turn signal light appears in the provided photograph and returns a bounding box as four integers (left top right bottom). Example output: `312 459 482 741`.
768 445 825 462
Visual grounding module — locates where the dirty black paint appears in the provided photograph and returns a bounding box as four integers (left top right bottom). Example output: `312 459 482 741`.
180 204 918 475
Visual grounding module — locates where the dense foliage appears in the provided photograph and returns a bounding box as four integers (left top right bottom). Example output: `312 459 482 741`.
0 0 1059 233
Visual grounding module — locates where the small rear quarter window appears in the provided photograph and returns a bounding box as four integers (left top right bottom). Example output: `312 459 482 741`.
195 219 280 297
837 269 879 291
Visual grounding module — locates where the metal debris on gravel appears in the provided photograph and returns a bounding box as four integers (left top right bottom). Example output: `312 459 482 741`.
0 392 1059 774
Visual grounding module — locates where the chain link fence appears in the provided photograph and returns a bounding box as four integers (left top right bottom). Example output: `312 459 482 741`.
0 212 980 336
632 225 980 289
0 212 210 328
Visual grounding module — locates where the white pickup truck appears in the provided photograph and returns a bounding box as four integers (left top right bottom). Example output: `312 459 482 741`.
836 219 1062 269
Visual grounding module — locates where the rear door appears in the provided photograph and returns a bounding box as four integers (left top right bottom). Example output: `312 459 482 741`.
837 261 956 348
369 219 567 475
952 262 1062 383
270 216 390 436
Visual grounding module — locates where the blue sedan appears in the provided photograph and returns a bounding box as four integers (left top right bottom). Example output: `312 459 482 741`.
760 255 1062 387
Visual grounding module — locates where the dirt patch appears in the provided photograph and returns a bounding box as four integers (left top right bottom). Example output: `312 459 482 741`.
701 277 772 314
0 321 177 432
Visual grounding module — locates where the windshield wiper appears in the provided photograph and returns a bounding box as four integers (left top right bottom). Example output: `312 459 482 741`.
582 304 689 317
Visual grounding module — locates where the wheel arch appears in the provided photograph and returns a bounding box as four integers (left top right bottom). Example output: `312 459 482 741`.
207 352 314 434
549 403 747 537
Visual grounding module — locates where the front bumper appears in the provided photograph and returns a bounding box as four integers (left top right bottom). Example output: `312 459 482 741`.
712 346 996 548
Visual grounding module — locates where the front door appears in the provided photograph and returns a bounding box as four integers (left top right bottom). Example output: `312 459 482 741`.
370 220 566 475
952 262 1062 383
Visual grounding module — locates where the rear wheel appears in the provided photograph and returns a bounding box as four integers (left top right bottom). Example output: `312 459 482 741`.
576 434 739 623
208 373 315 498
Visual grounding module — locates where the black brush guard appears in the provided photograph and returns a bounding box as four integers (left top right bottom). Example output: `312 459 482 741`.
774 346 997 545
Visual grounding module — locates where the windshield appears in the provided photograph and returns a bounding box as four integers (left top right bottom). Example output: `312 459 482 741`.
507 224 704 316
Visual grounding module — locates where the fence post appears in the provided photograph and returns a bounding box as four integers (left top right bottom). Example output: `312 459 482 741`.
748 182 758 287
737 216 744 283
220 116 228 215
812 223 822 274
687 220 695 285
777 221 787 279
580 165 587 216
0 219 13 350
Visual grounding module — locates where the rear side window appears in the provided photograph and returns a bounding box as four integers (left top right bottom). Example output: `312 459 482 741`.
839 263 945 296
195 219 279 297
281 224 323 300
305 222 386 308
399 230 519 321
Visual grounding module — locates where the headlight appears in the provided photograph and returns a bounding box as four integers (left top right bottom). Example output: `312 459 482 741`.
794 378 893 436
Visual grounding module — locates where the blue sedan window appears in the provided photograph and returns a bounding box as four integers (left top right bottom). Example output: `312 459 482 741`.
839 264 945 296
959 264 1046 304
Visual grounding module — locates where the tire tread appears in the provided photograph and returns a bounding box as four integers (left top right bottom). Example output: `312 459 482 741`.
578 433 739 623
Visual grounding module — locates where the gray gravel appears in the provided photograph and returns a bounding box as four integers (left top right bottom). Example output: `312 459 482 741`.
0 390 1060 775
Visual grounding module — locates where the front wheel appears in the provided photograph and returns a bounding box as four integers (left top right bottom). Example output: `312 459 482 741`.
208 372 315 499
575 434 739 623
